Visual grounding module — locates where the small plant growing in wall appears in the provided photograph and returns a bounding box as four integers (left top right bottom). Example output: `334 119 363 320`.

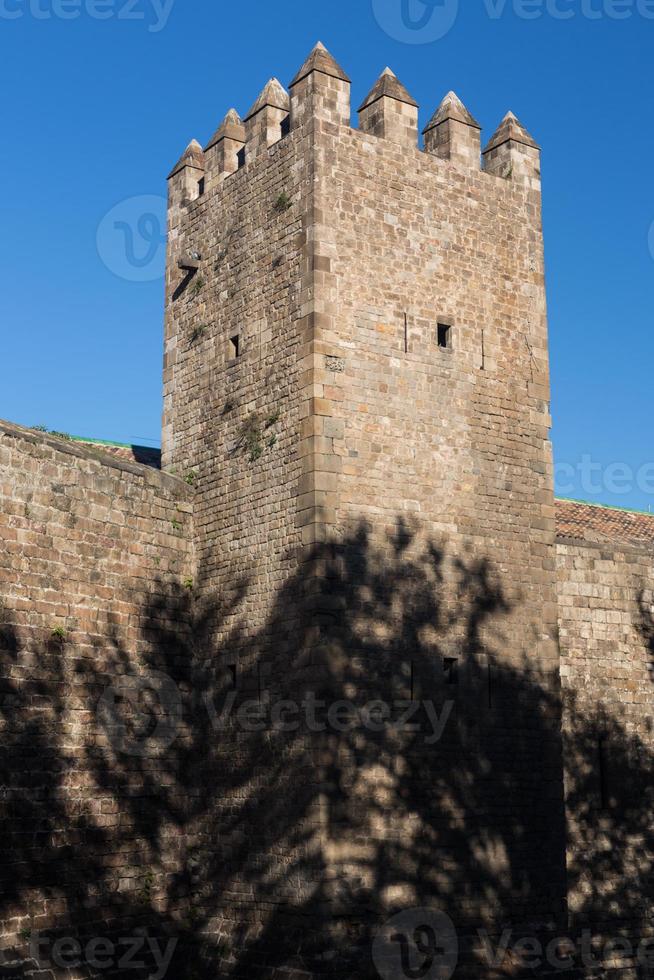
171 518 182 532
273 192 292 213
138 870 155 906
183 577 194 591
32 425 73 440
190 324 207 345
236 411 281 463
184 471 197 486
50 626 67 643
237 414 263 462
189 276 205 298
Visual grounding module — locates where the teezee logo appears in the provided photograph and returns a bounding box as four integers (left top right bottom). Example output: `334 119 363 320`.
373 908 459 979
372 0 459 42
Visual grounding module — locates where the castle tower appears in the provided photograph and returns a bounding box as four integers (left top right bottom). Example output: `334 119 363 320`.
163 43 566 976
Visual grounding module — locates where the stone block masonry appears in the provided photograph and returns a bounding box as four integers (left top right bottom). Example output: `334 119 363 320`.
0 40 653 980
557 504 654 970
163 39 566 976
0 419 194 976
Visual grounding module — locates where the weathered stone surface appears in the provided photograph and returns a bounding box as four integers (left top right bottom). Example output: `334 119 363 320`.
358 66 417 111
0 41 652 980
204 107 245 151
423 89 481 133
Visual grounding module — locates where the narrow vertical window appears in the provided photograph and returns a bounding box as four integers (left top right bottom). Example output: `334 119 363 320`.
229 335 240 359
437 323 452 350
197 177 205 197
598 736 610 810
443 657 458 685
280 115 291 139
237 147 246 170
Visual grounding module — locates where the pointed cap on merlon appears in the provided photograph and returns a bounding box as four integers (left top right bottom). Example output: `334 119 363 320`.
358 67 418 112
244 77 290 122
167 139 205 179
423 90 481 134
483 111 540 154
289 41 350 87
204 108 245 152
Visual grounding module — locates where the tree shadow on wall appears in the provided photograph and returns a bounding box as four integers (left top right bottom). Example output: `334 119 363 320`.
1 524 654 978
182 519 568 979
637 587 654 677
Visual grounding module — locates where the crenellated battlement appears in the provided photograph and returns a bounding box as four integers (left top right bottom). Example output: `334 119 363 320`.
358 66 419 146
166 40 541 225
163 40 548 467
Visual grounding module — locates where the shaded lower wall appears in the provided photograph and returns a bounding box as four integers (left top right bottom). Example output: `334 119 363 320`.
0 420 195 977
182 515 654 979
557 528 654 975
182 519 569 979
3 421 654 979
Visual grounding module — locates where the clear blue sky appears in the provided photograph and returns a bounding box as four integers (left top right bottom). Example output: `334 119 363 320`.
1 0 652 509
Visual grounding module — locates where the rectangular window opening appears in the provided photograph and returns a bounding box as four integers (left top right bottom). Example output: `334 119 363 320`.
197 177 205 197
237 147 246 170
280 115 291 139
598 736 610 810
437 323 452 350
229 335 241 359
444 657 458 685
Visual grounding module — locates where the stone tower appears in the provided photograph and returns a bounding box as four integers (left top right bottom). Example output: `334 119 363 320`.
163 42 566 977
